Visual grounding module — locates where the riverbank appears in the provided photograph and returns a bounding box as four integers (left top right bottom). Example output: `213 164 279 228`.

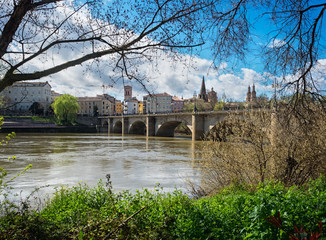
1 176 325 239
0 116 97 133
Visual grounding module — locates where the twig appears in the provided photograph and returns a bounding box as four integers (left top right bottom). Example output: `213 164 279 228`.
103 206 146 240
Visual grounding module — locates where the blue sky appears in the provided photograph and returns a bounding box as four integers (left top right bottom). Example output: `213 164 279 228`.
37 0 326 101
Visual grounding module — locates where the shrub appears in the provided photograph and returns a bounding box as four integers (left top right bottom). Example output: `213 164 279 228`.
199 104 326 194
1 177 326 239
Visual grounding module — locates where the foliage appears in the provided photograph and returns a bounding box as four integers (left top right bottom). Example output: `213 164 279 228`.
51 94 80 125
2 116 56 123
254 94 271 109
201 109 276 190
175 122 192 135
266 212 323 240
183 100 214 112
271 102 326 186
0 117 33 218
214 100 225 111
0 177 326 239
30 116 56 123
0 116 17 196
183 102 195 112
199 104 326 193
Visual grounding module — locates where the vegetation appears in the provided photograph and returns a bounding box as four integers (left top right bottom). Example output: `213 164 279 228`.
30 116 56 123
0 176 325 239
175 122 192 135
199 100 326 194
51 94 80 125
3 116 56 123
183 100 215 112
213 100 225 111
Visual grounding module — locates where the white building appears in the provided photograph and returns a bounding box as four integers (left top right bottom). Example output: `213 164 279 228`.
123 97 139 115
143 93 172 114
0 81 52 114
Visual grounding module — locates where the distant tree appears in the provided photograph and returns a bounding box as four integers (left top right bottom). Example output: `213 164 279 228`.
214 100 225 111
51 94 79 125
183 102 195 112
254 94 270 108
183 100 213 112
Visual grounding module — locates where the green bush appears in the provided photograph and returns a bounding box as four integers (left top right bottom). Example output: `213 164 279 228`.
1 176 326 239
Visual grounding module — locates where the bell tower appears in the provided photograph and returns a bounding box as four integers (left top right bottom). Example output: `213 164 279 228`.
124 85 132 100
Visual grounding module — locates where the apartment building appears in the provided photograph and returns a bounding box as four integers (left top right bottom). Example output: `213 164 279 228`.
172 96 184 112
143 93 172 114
78 94 115 116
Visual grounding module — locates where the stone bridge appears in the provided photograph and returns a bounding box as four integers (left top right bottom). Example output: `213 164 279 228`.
99 111 231 140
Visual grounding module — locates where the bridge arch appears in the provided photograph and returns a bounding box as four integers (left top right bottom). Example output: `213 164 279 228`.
205 117 237 140
113 120 122 133
129 120 146 135
156 121 191 137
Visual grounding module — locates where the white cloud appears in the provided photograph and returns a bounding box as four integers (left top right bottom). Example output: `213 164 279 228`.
311 59 326 91
268 38 286 48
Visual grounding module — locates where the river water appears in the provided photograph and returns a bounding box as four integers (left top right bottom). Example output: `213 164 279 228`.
0 133 203 199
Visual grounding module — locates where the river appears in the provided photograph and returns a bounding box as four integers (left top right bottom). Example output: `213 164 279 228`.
0 133 203 199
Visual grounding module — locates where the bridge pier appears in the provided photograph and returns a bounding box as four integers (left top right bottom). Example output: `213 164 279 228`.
122 117 129 135
146 116 155 137
192 114 205 140
107 118 113 134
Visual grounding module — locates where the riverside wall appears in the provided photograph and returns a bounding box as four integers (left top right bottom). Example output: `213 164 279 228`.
0 117 97 133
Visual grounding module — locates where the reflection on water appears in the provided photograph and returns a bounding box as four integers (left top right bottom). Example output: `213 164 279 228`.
0 133 203 198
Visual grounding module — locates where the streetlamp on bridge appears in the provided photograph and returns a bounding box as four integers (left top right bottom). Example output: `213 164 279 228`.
193 91 197 113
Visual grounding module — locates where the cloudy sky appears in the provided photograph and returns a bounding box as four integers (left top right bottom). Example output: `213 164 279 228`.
19 1 326 102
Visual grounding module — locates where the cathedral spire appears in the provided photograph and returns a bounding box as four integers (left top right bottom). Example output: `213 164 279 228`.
199 76 208 102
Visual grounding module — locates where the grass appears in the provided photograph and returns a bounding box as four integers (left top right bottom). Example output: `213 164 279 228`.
1 176 326 239
30 116 56 123
3 115 56 123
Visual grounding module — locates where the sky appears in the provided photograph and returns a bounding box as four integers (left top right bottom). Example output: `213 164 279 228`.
25 1 326 102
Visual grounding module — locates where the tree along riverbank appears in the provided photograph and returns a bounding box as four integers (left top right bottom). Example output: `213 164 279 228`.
1 176 325 239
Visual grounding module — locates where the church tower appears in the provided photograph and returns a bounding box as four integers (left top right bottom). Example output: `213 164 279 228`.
251 84 256 101
198 76 208 102
124 85 132 100
246 84 257 103
246 85 251 102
